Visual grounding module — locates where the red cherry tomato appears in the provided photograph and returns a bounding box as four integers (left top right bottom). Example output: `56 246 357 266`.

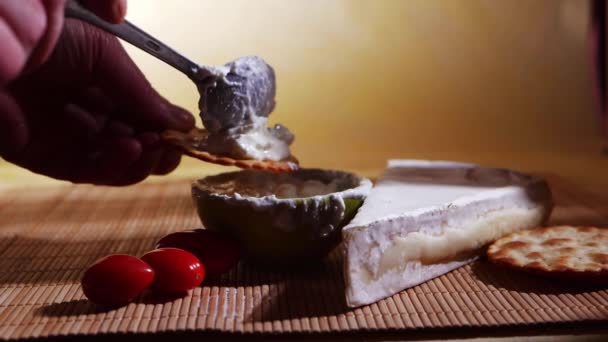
141 248 205 294
155 229 240 276
81 254 154 306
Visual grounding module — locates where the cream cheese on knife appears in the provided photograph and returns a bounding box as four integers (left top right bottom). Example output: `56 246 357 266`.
342 160 553 308
196 56 294 161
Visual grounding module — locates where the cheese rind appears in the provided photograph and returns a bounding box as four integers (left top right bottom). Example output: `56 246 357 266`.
342 160 552 308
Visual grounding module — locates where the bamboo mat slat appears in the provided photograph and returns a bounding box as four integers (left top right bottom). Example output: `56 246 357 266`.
0 176 607 340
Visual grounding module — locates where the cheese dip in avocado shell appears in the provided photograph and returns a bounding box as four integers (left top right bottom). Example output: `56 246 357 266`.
192 169 372 267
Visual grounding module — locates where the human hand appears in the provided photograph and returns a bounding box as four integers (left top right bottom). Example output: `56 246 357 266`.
0 1 195 185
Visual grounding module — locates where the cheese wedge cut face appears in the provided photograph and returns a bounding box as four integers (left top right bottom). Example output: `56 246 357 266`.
342 160 553 308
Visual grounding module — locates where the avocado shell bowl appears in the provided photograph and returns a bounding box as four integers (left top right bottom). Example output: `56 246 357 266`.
191 168 372 268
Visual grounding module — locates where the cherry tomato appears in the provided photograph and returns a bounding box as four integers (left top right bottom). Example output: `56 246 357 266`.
155 229 240 276
81 254 154 306
141 248 205 294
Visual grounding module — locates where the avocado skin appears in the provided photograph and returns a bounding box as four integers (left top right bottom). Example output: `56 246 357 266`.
191 170 369 268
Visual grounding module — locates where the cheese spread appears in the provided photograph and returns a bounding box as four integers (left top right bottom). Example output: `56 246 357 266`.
196 56 294 161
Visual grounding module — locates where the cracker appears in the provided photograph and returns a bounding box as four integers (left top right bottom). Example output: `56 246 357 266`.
161 128 299 173
487 226 608 284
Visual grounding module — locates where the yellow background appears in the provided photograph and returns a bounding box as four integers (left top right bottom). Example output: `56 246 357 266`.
2 0 607 188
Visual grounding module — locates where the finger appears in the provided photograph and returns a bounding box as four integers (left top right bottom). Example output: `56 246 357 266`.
26 0 67 69
62 102 104 139
82 0 127 24
78 87 115 114
99 119 134 138
71 137 141 185
152 145 182 175
0 0 47 84
73 88 136 138
167 104 195 132
0 91 28 159
110 132 163 186
0 19 27 85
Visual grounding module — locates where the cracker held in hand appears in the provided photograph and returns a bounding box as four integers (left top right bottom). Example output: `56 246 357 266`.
162 128 299 173
487 226 608 284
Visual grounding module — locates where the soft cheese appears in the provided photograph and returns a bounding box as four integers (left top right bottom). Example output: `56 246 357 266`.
342 160 552 308
196 56 295 161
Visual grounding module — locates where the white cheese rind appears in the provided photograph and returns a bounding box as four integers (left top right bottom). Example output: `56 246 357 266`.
342 160 552 308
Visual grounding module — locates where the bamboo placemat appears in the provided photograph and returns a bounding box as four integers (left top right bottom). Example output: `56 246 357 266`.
0 176 607 340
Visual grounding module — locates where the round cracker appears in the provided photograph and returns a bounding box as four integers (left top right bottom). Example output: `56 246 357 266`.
487 226 608 284
161 128 299 173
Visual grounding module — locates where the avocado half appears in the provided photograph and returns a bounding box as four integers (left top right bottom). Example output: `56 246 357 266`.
191 169 372 268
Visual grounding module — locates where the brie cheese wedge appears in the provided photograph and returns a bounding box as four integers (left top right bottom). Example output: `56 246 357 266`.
342 160 552 308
